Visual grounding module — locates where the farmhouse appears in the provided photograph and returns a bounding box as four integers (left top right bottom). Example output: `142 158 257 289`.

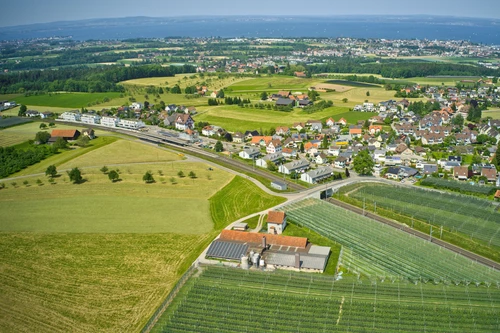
276 98 294 107
301 166 333 184
81 128 95 139
267 211 287 234
50 129 80 141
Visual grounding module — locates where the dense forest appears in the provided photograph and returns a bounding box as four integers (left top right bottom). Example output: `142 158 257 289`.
0 64 196 94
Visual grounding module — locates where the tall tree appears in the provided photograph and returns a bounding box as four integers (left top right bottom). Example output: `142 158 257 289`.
214 140 223 152
45 165 57 178
143 171 155 183
108 170 119 182
352 149 375 175
35 131 51 144
68 167 83 184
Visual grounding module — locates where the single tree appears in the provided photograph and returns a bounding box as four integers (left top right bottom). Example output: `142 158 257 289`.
39 123 47 130
366 91 370 97
18 104 27 116
23 180 29 186
260 91 268 100
35 131 51 144
345 168 350 178
108 170 120 182
68 167 83 184
11 182 17 188
214 140 223 152
143 170 155 183
188 171 196 178
300 142 305 153
352 149 375 175
45 165 57 178
75 135 90 147
36 179 43 186
49 122 55 127
342 98 348 103
267 161 278 172
100 166 109 174
177 170 185 178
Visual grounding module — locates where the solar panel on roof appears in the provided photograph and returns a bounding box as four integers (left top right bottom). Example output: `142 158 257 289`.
206 240 248 260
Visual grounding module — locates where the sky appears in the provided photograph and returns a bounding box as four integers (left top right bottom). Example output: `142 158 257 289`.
1 0 499 27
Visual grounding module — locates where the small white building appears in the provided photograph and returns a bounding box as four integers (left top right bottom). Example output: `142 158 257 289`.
239 148 261 160
60 111 81 122
101 116 119 128
256 153 283 168
267 211 287 235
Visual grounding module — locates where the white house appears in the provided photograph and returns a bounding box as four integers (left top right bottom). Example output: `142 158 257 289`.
300 166 333 184
40 112 53 119
202 126 216 137
130 102 143 111
81 113 101 124
239 147 261 160
327 145 341 157
101 116 119 128
256 153 283 168
175 114 194 131
267 211 287 235
60 111 81 122
118 119 145 130
266 140 283 154
315 153 328 165
279 159 310 175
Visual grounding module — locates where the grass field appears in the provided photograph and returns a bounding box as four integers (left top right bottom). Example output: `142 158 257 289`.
209 176 286 230
484 109 500 119
0 121 93 147
0 233 213 333
0 117 32 129
153 266 500 332
194 104 372 132
227 76 320 92
13 92 123 108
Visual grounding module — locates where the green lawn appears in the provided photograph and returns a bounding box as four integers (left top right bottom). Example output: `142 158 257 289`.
209 176 286 230
14 92 123 108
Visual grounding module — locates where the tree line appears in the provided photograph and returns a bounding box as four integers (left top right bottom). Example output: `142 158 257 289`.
0 64 196 94
0 145 56 178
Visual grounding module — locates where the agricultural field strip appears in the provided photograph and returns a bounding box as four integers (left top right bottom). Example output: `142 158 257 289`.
349 184 500 247
280 199 500 283
156 267 500 332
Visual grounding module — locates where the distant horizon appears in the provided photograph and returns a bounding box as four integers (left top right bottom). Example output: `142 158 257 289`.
2 13 500 29
1 0 499 28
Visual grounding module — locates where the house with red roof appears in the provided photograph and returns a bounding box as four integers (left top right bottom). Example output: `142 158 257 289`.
267 211 287 234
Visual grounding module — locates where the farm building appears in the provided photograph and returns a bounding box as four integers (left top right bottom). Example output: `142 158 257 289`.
50 129 80 141
275 98 294 107
206 230 330 273
267 211 287 234
81 128 95 139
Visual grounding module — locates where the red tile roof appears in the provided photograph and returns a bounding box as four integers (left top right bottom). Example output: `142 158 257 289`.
219 230 307 248
267 211 286 224
50 129 79 138
495 190 500 199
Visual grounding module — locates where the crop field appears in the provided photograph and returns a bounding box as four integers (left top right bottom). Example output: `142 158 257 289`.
227 77 319 92
325 79 381 87
121 75 246 92
194 104 371 132
14 92 122 108
0 121 91 147
152 266 500 332
0 232 213 333
0 117 32 129
281 199 500 283
348 183 500 248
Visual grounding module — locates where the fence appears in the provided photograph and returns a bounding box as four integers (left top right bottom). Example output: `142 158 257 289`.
140 263 198 333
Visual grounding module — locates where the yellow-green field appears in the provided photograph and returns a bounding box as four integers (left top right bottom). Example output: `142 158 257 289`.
483 109 500 119
0 127 286 332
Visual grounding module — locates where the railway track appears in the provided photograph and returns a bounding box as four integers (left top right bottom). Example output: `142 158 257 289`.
326 198 500 271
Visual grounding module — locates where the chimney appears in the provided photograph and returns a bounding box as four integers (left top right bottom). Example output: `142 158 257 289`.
262 236 267 249
295 253 300 269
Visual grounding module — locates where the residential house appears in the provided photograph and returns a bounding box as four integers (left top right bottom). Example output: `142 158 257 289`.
239 147 261 160
292 122 305 132
266 140 283 154
328 145 341 157
244 130 260 141
256 153 283 168
279 159 310 174
40 111 53 119
369 125 382 134
175 114 194 131
251 136 273 147
178 129 199 143
334 156 348 168
282 147 297 159
423 164 438 175
81 128 95 139
349 127 362 138
202 126 216 137
444 161 461 172
232 132 244 143
454 166 471 181
275 126 290 136
25 110 39 117
267 211 287 235
301 166 333 184
373 149 387 163
482 168 497 183
326 118 335 127
337 118 347 126
309 121 323 131
315 153 329 165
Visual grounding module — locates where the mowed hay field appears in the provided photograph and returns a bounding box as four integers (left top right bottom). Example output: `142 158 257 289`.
0 134 287 332
14 92 123 108
0 232 213 333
